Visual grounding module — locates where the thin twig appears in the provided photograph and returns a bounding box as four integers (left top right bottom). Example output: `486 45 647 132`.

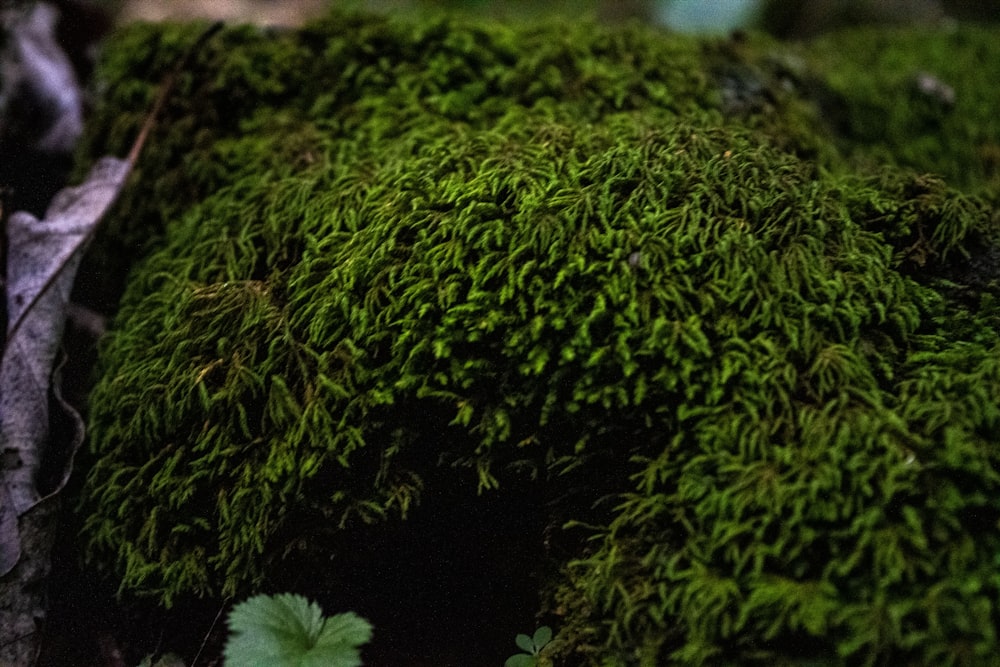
127 22 223 168
191 598 230 667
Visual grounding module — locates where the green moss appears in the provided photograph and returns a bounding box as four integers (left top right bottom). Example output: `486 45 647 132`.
77 11 1000 664
803 26 1000 193
73 13 721 307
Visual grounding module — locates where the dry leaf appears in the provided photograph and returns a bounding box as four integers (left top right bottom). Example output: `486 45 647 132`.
0 156 129 665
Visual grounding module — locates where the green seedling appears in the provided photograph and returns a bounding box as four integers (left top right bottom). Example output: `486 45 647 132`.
224 593 372 667
505 626 552 667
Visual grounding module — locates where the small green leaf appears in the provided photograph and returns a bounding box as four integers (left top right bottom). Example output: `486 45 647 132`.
224 594 371 667
515 633 535 653
317 611 374 649
532 626 552 649
505 654 537 667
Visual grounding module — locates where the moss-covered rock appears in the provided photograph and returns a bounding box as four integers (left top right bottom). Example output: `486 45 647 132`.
77 11 1000 665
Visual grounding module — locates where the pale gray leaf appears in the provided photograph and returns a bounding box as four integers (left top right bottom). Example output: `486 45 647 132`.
0 155 129 576
0 2 84 153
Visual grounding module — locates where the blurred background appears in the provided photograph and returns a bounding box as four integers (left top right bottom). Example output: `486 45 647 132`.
111 0 1000 34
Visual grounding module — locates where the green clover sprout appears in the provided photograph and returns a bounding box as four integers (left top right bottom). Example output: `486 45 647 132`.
505 626 552 667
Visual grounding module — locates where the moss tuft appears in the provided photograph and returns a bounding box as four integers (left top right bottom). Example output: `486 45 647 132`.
77 11 1000 664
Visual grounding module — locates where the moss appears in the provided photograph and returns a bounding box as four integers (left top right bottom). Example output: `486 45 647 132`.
802 26 1000 193
76 10 1000 665
72 13 720 307
73 17 1000 312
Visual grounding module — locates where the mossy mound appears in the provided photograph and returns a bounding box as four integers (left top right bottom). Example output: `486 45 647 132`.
78 12 1000 665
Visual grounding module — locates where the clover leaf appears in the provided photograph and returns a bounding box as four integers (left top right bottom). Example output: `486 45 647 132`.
505 626 552 667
